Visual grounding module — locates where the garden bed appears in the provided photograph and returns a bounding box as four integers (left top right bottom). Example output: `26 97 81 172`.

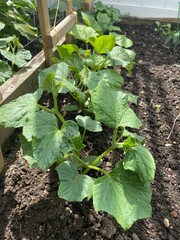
0 23 179 240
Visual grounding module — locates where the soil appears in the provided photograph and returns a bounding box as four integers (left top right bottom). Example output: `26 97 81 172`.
0 23 180 240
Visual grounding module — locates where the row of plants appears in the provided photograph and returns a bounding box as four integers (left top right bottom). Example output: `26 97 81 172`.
155 2 180 50
0 0 38 85
0 1 155 230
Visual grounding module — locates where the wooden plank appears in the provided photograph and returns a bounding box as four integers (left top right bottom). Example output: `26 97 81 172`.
0 146 4 173
46 12 77 48
37 0 53 67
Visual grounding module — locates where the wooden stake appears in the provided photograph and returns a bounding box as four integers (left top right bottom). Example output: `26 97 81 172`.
37 0 53 67
0 147 4 173
83 0 94 12
66 0 74 43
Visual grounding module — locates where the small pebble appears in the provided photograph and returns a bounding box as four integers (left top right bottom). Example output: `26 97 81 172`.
170 211 177 218
163 218 170 228
165 143 172 147
132 232 140 240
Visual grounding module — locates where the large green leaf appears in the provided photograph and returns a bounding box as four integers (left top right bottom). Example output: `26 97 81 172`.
87 69 124 90
60 55 84 73
90 81 141 129
56 161 94 201
23 111 58 142
0 49 32 68
89 35 115 54
56 44 79 58
33 120 80 170
123 144 155 181
14 23 38 40
0 89 42 128
93 162 152 230
76 115 102 132
110 32 133 48
0 36 15 49
81 12 102 34
85 54 110 71
13 0 36 10
108 46 135 67
39 63 69 91
69 24 98 43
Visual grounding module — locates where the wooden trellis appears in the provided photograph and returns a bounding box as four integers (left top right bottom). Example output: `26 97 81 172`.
37 0 78 67
0 0 94 172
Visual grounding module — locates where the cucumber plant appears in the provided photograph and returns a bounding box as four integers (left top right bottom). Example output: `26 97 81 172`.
0 3 155 231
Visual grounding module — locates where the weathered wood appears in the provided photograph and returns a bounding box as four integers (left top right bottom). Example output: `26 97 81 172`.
46 12 77 48
65 0 75 43
83 0 94 12
0 146 4 173
37 0 53 67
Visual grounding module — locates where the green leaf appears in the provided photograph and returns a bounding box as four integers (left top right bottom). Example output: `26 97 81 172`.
14 23 38 40
0 49 32 68
19 134 38 168
123 136 137 150
69 24 98 43
81 12 102 34
0 36 15 49
33 120 80 170
110 32 133 48
0 22 5 31
0 89 42 128
108 46 135 67
61 55 84 73
84 54 110 71
23 111 58 142
123 144 155 181
39 63 69 93
76 115 102 132
56 44 79 58
60 80 85 104
87 69 124 90
56 161 94 201
93 162 152 230
123 130 144 143
90 81 142 129
89 35 115 54
97 12 111 27
0 60 12 85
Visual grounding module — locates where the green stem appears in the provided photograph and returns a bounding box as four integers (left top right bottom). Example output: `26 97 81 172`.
38 104 55 114
72 154 109 176
112 128 118 147
81 128 86 143
82 145 113 175
117 126 125 143
53 94 65 124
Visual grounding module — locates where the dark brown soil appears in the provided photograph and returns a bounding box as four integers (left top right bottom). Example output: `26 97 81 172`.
0 23 180 240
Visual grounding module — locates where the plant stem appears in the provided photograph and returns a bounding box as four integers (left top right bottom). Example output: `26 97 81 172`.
117 126 125 143
38 104 55 114
81 128 86 142
53 94 65 124
112 128 118 147
72 154 109 176
82 145 113 175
